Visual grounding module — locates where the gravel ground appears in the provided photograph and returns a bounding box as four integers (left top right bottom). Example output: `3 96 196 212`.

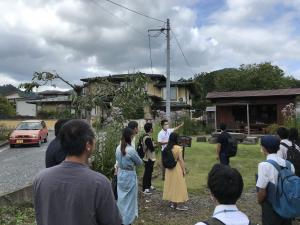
0 132 54 195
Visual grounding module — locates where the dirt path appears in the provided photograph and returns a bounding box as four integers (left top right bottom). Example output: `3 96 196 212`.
135 188 299 225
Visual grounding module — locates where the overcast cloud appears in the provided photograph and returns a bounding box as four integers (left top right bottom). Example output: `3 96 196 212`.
0 0 300 89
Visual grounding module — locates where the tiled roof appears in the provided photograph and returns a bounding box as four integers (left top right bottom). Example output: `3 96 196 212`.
207 88 300 99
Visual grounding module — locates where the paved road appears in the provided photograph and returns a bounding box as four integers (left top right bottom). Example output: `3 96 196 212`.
0 131 55 195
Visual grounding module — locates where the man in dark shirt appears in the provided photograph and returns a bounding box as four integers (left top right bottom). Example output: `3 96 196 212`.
142 123 156 194
34 119 122 225
45 119 69 168
216 123 231 165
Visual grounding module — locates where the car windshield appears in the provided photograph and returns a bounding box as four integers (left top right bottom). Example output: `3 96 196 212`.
16 122 42 130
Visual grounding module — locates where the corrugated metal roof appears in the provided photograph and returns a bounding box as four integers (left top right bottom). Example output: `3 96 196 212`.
207 88 300 99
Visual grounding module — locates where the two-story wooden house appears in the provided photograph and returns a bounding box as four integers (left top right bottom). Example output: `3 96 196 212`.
80 73 193 119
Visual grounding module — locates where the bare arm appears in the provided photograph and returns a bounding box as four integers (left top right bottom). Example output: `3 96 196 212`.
173 122 184 132
178 147 186 176
216 143 221 159
257 188 267 205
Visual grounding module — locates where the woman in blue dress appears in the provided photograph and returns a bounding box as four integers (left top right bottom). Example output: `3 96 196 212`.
116 127 143 225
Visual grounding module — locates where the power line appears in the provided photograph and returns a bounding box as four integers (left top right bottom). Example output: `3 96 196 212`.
171 29 191 67
102 0 165 23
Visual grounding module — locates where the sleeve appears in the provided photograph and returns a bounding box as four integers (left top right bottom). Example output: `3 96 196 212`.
145 137 155 152
157 131 163 142
96 179 122 225
256 163 270 189
129 148 143 166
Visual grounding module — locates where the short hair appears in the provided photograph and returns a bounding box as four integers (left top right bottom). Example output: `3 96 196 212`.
208 164 244 205
128 121 138 130
289 128 299 142
220 123 226 131
54 119 71 136
144 123 153 133
161 119 168 127
59 119 95 156
277 127 289 139
260 135 280 154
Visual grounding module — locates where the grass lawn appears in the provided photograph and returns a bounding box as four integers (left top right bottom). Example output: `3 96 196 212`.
151 139 264 194
0 140 265 225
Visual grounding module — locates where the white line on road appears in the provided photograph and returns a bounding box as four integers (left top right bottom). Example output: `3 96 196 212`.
0 145 9 153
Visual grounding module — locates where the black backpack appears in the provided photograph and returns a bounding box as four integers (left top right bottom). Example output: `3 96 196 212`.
137 134 147 159
282 142 300 176
162 147 177 169
226 135 238 157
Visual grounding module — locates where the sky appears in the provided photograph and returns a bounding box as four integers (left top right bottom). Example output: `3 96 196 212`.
0 0 300 90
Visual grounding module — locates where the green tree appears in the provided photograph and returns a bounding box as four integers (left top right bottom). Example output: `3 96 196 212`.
0 97 15 118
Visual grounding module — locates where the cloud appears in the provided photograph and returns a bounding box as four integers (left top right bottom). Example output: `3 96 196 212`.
0 0 300 89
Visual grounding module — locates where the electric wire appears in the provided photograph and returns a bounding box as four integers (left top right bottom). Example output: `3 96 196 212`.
102 0 165 23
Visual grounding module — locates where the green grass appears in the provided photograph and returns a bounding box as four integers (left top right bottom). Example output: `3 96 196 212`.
151 139 264 194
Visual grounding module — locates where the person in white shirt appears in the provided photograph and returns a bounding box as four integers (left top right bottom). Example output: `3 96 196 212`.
256 135 293 225
157 119 183 180
195 164 250 225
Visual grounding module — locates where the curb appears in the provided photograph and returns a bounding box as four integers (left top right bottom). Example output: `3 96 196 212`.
0 184 33 206
0 140 8 148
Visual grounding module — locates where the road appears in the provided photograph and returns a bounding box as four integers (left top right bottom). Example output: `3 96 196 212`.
0 131 54 195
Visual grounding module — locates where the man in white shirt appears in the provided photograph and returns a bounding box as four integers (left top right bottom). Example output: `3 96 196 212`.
256 135 293 225
277 127 300 160
157 119 183 180
195 164 250 225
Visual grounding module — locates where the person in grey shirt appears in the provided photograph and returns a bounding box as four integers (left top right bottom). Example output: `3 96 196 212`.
33 119 122 225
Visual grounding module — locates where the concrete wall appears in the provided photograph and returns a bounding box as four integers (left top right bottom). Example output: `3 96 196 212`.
16 100 36 117
0 185 33 206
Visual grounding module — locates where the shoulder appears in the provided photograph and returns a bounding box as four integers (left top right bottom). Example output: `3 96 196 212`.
194 223 206 225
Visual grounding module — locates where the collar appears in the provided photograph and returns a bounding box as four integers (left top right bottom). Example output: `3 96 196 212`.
61 161 89 168
213 204 238 216
267 153 280 160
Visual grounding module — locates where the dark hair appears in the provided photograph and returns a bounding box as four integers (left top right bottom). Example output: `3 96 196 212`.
220 123 226 131
289 128 299 143
121 127 134 156
128 121 138 130
144 123 153 133
161 119 168 127
165 132 179 152
54 119 71 136
208 164 244 204
277 127 289 139
261 135 280 154
59 119 95 156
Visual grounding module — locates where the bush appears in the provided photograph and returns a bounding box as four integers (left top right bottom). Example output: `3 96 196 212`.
176 117 204 136
91 121 123 179
265 123 281 134
37 110 73 119
0 124 12 141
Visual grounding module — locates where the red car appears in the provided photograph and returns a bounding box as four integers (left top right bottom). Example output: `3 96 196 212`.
9 120 48 148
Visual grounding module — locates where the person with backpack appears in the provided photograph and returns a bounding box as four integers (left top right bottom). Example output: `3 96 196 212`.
195 164 251 225
162 132 188 211
256 135 296 225
142 123 156 195
216 123 236 165
116 127 143 225
158 119 184 180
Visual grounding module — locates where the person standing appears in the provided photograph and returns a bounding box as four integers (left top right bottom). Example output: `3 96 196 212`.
256 135 293 225
142 123 156 194
158 119 184 180
34 119 122 225
116 127 143 225
163 132 188 211
45 119 70 168
216 123 231 165
195 164 250 225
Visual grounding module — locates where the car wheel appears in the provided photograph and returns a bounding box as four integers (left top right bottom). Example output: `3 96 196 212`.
36 139 42 147
10 144 15 148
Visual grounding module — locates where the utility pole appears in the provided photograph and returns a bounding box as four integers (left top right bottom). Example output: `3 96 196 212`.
149 18 171 121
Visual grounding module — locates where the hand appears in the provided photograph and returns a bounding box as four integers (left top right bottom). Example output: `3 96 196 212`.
216 155 219 161
182 170 186 177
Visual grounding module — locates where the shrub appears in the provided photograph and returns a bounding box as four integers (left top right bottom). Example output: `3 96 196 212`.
265 123 281 134
0 124 12 141
176 116 204 136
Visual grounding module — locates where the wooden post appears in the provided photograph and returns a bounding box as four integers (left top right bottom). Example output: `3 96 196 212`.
247 103 250 136
214 106 217 132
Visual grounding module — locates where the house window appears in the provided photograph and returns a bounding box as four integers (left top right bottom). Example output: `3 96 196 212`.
162 87 177 101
